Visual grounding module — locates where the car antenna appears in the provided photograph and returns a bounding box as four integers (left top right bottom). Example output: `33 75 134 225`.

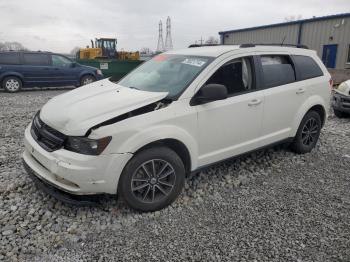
281 35 286 46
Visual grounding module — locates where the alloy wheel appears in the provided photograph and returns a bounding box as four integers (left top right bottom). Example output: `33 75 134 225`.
83 77 94 85
131 159 176 203
301 117 319 146
5 79 20 92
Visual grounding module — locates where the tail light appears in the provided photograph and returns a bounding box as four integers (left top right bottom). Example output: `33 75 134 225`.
329 78 334 89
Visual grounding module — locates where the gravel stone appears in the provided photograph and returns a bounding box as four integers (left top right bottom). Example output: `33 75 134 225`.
0 88 350 261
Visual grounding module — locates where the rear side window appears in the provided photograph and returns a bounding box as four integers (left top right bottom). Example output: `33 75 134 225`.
0 53 20 65
23 53 49 66
261 55 296 88
292 55 323 80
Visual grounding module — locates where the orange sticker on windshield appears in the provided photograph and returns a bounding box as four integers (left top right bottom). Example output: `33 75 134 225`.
154 55 168 61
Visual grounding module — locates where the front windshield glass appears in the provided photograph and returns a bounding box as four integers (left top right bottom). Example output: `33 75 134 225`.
118 54 212 98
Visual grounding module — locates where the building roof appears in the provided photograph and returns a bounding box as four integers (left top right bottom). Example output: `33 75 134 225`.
219 13 350 35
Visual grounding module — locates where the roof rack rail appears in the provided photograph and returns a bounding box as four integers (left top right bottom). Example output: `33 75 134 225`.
240 43 309 49
188 44 220 48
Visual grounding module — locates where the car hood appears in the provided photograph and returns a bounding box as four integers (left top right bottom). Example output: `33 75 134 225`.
335 80 350 96
40 79 168 136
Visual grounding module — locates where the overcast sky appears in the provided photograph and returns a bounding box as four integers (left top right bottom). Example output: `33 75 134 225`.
0 0 349 53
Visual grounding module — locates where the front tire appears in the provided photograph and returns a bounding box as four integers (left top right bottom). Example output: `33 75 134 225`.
291 111 321 154
119 147 185 212
80 75 95 86
2 76 22 92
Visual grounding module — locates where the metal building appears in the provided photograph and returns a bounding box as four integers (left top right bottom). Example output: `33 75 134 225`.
219 13 350 69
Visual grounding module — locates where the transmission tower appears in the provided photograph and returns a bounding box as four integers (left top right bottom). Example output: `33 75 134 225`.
164 16 173 51
156 20 164 52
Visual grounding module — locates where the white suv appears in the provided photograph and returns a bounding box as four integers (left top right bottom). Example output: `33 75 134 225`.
23 45 331 211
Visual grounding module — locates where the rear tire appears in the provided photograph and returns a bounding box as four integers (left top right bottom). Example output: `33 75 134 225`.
119 146 185 212
2 76 22 93
333 108 348 118
291 111 321 154
80 75 95 86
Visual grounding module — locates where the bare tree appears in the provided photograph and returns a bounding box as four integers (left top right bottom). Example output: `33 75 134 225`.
70 46 81 55
140 47 152 54
0 41 28 51
205 36 219 45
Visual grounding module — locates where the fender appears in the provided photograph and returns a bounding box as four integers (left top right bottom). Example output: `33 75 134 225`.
291 95 328 136
0 71 24 83
110 125 199 171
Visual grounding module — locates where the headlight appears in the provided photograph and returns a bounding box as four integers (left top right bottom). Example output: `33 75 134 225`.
64 136 111 155
96 69 103 75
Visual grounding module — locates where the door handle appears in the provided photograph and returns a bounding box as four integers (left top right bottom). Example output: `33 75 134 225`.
248 99 262 106
296 88 305 94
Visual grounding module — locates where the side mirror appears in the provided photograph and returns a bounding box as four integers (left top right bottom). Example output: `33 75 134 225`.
70 62 77 68
191 84 228 105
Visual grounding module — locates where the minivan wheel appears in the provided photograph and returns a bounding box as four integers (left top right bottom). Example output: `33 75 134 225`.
119 146 185 212
80 75 95 86
291 110 321 154
2 76 22 92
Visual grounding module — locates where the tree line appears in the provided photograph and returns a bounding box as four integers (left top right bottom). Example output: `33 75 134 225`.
0 41 28 51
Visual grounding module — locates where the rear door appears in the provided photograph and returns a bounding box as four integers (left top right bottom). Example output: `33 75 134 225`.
21 53 52 87
50 54 77 86
257 53 307 145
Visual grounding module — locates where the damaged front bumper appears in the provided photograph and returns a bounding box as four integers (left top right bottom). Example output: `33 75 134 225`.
332 91 350 114
22 124 133 200
23 159 103 206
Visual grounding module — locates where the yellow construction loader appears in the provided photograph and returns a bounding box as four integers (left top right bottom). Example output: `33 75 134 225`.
78 38 139 60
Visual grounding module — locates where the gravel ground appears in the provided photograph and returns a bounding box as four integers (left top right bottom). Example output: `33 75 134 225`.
0 88 350 262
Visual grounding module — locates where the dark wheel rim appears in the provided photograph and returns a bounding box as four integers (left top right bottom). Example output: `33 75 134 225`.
131 159 176 203
301 117 319 146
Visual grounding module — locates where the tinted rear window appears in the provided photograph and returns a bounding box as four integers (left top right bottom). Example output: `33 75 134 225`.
292 55 323 80
261 55 296 88
23 53 49 66
0 53 20 65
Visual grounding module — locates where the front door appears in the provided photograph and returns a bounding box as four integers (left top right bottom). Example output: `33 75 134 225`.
322 44 337 68
195 56 264 167
50 54 77 86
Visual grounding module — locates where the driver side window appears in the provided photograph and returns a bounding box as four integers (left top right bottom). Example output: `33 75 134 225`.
206 56 255 95
52 55 72 67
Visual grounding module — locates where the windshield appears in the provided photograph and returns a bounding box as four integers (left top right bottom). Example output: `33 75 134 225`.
118 54 212 98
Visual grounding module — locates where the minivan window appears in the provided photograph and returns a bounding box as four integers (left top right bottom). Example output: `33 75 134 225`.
23 53 49 66
118 54 212 98
292 55 324 80
206 57 254 95
261 55 296 88
52 55 72 67
0 53 20 65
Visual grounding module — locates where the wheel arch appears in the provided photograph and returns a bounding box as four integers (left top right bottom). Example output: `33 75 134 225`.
134 138 192 175
0 72 24 85
292 96 328 136
79 72 96 80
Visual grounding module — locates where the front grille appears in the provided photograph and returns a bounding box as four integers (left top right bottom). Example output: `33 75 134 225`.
340 96 350 109
31 113 66 152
